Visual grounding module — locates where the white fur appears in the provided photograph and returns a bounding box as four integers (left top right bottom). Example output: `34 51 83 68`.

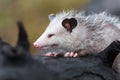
34 10 120 53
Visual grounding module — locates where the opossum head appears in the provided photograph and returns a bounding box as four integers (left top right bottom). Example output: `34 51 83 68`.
34 11 88 51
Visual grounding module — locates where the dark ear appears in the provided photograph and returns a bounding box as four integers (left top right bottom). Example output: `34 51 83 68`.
16 21 30 51
98 40 120 67
62 18 77 33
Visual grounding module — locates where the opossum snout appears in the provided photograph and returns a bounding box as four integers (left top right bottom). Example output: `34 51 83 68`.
33 42 40 48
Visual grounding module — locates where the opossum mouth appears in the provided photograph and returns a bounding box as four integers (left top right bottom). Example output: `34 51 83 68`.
39 44 58 50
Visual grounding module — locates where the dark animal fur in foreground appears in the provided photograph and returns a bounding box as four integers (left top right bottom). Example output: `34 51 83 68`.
0 21 58 80
0 21 120 80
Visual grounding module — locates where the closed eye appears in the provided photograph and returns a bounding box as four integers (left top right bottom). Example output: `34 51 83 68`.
48 34 55 38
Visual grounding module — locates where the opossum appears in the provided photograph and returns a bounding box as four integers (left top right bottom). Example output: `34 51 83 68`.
34 10 120 58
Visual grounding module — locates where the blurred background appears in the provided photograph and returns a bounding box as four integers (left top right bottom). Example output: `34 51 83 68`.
0 0 89 53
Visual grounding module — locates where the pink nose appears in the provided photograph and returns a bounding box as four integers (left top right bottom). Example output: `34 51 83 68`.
33 43 40 48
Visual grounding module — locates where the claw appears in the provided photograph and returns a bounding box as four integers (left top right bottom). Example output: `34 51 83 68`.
64 52 78 58
73 53 78 57
64 52 70 57
45 52 58 57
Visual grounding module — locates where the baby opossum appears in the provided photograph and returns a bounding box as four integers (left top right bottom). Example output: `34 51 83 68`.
33 10 120 58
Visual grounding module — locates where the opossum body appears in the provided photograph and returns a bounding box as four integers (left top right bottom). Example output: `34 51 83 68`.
34 10 120 57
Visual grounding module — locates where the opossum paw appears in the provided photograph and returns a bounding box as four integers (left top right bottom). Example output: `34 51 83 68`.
64 52 78 58
45 52 58 57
